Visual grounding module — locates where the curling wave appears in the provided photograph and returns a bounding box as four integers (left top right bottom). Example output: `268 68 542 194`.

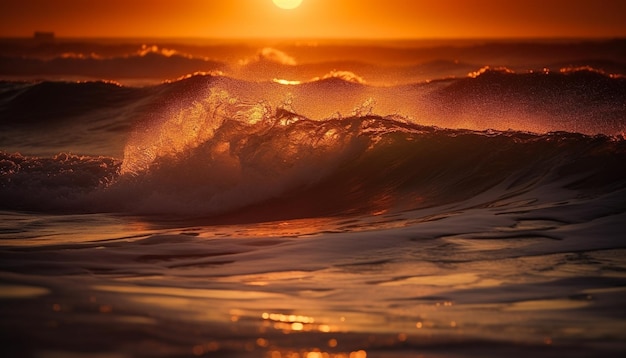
1 112 624 221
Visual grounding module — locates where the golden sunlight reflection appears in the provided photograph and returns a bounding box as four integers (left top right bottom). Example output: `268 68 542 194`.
94 284 285 300
136 44 188 58
273 78 302 85
189 212 417 240
261 312 339 333
467 66 514 78
311 71 367 84
267 349 367 358
504 299 591 311
379 272 502 288
216 270 314 287
213 217 340 238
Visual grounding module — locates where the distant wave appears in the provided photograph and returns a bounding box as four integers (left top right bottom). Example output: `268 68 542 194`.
2 39 625 85
0 80 145 124
2 68 624 136
0 52 226 82
239 47 298 66
425 67 626 134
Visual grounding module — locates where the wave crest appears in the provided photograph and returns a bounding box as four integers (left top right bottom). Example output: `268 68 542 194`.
239 47 297 66
121 87 274 176
116 114 373 215
318 70 367 84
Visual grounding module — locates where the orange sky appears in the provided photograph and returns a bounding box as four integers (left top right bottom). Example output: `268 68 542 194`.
1 0 625 39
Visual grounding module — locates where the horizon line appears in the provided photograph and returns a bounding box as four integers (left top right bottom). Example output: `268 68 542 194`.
1 35 625 41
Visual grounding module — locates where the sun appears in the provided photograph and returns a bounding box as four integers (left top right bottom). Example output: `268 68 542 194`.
272 0 303 10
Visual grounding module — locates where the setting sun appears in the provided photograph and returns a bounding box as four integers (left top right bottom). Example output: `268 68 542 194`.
272 0 303 10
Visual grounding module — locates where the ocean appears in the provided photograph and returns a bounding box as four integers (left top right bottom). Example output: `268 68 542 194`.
1 38 625 357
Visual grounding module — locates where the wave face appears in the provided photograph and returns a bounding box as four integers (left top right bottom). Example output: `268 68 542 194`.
2 112 625 220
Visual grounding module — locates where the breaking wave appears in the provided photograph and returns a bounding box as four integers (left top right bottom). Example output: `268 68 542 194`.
1 112 625 220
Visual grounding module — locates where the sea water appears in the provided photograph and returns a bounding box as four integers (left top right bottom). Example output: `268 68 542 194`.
1 38 625 357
